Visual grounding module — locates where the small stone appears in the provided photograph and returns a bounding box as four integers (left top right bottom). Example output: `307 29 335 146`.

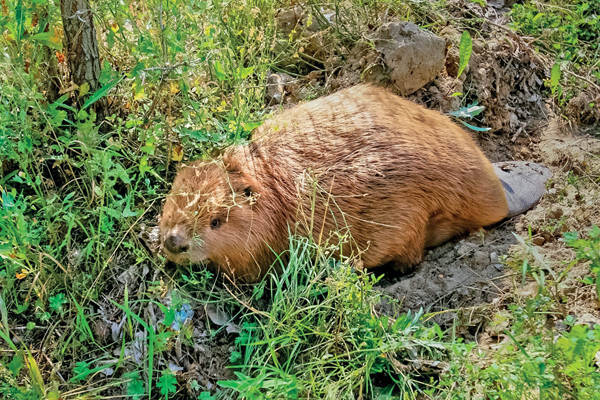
548 207 563 219
554 320 568 332
456 241 476 257
473 250 489 267
265 72 292 105
492 263 504 271
92 319 111 344
532 236 545 246
490 252 499 264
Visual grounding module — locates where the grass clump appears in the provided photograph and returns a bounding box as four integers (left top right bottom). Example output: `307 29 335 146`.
441 295 600 399
219 236 447 399
510 0 600 67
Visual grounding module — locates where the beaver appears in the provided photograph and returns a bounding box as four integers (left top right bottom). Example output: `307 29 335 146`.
159 84 550 282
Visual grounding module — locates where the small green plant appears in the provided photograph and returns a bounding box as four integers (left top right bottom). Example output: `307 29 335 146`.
510 0 600 101
441 293 600 398
457 30 472 79
124 371 145 400
48 293 67 314
157 369 177 399
511 0 600 66
564 226 600 298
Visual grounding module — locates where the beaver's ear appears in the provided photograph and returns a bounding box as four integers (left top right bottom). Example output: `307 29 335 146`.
223 151 261 196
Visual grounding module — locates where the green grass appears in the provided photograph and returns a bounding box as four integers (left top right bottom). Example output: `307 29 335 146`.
1 0 600 399
218 236 447 399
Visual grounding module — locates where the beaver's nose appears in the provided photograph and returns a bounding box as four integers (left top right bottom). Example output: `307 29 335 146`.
164 232 189 254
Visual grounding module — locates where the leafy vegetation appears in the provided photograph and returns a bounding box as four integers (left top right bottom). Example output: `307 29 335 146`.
565 226 600 300
510 0 600 102
1 0 599 399
511 0 600 68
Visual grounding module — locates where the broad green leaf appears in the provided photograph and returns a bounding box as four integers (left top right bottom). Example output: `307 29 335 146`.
79 82 90 97
550 62 561 95
237 66 254 79
82 77 122 110
457 31 472 78
25 351 45 393
198 391 216 400
8 353 24 376
213 61 226 81
31 31 63 50
125 371 145 399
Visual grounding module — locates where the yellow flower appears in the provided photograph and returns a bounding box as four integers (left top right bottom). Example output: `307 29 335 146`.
16 269 28 280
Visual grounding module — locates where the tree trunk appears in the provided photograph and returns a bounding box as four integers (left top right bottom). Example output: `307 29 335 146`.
60 0 103 116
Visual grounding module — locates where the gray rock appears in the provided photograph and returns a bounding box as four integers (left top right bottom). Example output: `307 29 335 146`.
473 250 490 268
490 251 499 264
456 241 476 257
373 22 445 95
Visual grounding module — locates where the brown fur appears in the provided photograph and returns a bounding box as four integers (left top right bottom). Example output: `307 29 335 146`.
159 85 509 282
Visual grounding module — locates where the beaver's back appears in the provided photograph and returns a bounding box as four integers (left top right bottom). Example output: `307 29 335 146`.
252 85 507 223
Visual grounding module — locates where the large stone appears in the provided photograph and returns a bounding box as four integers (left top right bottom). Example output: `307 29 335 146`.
373 22 445 95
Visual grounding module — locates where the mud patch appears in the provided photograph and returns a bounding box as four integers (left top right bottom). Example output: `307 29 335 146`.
377 220 517 330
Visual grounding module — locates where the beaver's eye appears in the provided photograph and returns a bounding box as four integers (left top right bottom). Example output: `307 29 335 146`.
210 218 221 229
243 186 252 197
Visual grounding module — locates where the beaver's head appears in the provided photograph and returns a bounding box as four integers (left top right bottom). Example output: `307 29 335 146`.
159 155 263 277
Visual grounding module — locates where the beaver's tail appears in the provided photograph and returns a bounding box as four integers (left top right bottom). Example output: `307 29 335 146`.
492 161 552 218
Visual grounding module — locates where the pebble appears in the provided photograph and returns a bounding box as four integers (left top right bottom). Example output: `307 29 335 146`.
456 241 476 257
490 251 499 264
473 250 490 268
532 236 545 246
